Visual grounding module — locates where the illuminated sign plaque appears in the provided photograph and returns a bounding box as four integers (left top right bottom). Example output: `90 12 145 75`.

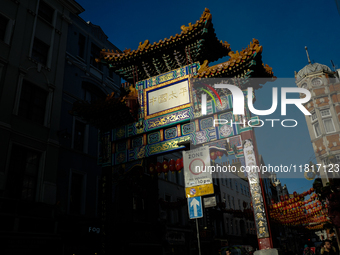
144 76 191 119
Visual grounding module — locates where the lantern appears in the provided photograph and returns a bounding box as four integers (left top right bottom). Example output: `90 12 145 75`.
156 162 162 175
149 163 155 175
216 150 223 160
169 159 176 173
293 191 297 197
175 158 182 172
280 195 284 202
271 199 275 205
284 194 289 201
162 160 169 175
210 151 217 162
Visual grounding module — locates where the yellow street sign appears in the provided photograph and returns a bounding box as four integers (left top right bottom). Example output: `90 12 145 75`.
185 183 214 198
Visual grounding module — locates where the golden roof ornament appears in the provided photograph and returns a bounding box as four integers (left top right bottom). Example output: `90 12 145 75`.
138 40 150 51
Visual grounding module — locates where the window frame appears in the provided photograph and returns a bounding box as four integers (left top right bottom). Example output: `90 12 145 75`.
90 43 103 71
0 12 14 44
310 112 317 123
323 118 336 134
313 122 321 138
31 37 50 66
320 109 331 118
335 155 340 163
18 79 48 125
72 118 89 153
78 33 86 60
6 143 44 202
37 0 55 24
311 78 323 87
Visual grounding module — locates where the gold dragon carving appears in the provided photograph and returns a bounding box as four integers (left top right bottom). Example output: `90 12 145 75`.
198 60 210 73
200 8 212 22
180 22 194 33
138 40 150 51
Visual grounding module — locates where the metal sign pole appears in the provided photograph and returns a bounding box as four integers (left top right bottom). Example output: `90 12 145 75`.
196 218 201 255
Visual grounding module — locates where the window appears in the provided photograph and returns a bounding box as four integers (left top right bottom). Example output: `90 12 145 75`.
0 14 8 41
223 193 226 204
311 112 317 122
313 122 321 137
247 187 250 197
213 177 217 185
70 172 84 214
90 43 102 71
225 178 228 187
78 34 86 59
221 178 224 185
229 179 232 189
312 78 323 87
335 155 340 163
0 13 13 44
38 1 54 24
32 37 49 65
235 181 238 192
240 184 243 194
323 119 335 133
18 80 48 124
227 195 231 208
320 109 331 117
225 218 229 233
73 120 86 152
238 199 241 209
232 196 235 209
6 145 40 201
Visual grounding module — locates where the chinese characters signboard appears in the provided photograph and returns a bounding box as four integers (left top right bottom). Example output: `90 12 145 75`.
144 77 191 119
243 139 269 239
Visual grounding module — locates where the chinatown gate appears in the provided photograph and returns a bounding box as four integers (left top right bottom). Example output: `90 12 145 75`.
74 8 276 255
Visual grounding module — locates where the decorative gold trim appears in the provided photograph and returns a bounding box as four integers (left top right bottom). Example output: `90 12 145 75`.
143 75 192 119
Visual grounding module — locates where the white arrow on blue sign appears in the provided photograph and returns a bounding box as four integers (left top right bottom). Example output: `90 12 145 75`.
188 196 203 219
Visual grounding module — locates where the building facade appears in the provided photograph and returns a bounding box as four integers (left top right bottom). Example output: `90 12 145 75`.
0 0 84 253
56 12 121 254
295 59 340 184
0 0 120 253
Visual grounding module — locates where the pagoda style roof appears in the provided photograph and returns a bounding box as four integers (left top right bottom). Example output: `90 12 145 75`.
194 38 274 79
192 38 275 90
97 8 231 83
